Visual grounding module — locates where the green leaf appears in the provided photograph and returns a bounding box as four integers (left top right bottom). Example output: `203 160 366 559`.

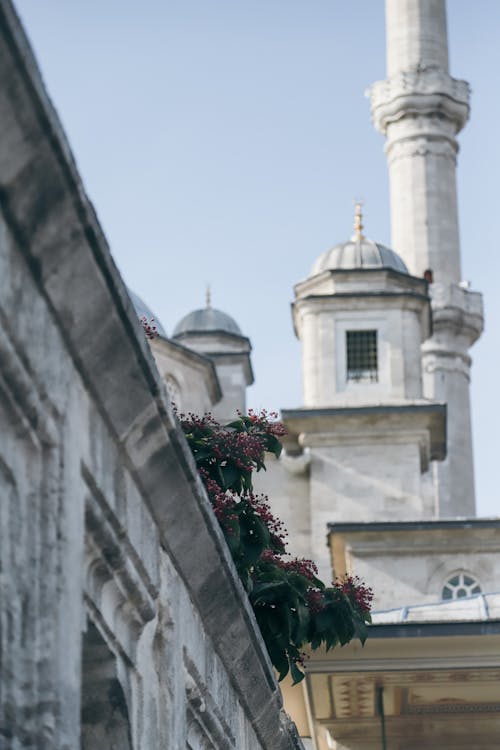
271 647 290 681
289 657 305 685
252 516 271 547
266 434 283 458
250 580 289 604
287 571 311 596
324 632 339 651
331 602 355 646
310 633 323 650
315 609 335 634
353 615 369 646
221 464 242 491
292 601 310 646
224 527 240 557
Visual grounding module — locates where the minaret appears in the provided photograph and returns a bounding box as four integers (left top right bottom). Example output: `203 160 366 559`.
368 0 483 517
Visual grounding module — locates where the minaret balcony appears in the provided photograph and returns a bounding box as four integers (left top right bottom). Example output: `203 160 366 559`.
368 68 470 135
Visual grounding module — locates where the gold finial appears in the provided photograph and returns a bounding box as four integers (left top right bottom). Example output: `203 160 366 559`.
206 284 212 309
351 199 365 242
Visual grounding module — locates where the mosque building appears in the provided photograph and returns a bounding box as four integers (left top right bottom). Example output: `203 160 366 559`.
135 1 500 747
2 0 499 746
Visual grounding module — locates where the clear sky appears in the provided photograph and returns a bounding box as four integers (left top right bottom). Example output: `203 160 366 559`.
14 0 499 516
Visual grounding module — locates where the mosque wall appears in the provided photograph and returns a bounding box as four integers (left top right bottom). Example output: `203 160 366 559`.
329 525 500 612
150 336 220 415
253 455 312 562
0 2 303 747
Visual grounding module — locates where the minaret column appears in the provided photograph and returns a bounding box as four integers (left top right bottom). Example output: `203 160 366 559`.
369 0 469 282
368 0 483 516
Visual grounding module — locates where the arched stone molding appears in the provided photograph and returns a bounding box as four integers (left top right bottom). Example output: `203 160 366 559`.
83 462 159 662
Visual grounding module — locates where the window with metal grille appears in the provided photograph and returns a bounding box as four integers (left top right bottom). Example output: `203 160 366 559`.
346 330 378 383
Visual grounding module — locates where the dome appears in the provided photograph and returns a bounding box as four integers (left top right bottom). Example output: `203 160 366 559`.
310 203 408 277
128 289 167 337
311 237 409 276
173 306 242 337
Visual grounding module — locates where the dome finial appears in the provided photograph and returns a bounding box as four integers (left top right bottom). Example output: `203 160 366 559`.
206 284 212 309
351 199 365 242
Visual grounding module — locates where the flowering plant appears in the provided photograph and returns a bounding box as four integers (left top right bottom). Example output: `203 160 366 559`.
178 409 372 684
140 315 158 340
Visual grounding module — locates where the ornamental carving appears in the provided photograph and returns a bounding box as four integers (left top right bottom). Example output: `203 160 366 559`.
368 68 470 134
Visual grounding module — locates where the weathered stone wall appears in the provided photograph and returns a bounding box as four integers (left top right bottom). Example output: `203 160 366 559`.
150 335 221 415
0 2 303 748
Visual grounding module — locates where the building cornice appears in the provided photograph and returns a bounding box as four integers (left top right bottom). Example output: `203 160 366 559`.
328 519 500 534
282 403 446 468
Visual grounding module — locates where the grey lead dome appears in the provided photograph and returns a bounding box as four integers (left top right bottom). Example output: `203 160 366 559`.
311 236 409 277
173 307 242 337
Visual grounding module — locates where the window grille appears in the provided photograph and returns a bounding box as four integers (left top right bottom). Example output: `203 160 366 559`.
346 330 378 383
442 572 481 600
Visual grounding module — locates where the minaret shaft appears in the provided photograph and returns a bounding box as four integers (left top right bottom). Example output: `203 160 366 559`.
371 0 468 283
386 0 449 76
369 0 483 517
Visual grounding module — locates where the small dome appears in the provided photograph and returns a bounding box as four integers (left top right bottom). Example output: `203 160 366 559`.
173 307 242 337
311 237 409 276
128 289 167 337
311 203 408 277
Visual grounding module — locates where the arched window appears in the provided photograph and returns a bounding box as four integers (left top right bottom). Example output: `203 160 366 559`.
441 572 481 601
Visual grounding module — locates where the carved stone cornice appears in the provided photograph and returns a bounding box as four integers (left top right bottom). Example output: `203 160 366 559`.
368 68 470 135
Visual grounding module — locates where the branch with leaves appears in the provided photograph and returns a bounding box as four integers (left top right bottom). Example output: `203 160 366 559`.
178 409 373 684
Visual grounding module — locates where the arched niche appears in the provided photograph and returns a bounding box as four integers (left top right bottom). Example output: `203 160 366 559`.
80 620 133 750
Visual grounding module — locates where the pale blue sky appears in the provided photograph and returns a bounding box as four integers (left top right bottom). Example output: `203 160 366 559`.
15 0 499 516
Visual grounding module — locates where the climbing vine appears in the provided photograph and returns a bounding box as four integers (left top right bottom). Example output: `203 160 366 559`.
177 409 373 684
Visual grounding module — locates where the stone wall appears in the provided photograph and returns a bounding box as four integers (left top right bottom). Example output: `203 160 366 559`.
150 335 221 415
328 523 500 611
0 2 303 748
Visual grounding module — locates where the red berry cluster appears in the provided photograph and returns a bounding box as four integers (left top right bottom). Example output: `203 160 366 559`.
245 409 287 437
178 410 286 477
261 550 318 581
140 315 159 340
249 494 287 548
335 574 374 614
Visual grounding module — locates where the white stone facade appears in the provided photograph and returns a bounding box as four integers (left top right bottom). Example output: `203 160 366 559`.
294 267 430 407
